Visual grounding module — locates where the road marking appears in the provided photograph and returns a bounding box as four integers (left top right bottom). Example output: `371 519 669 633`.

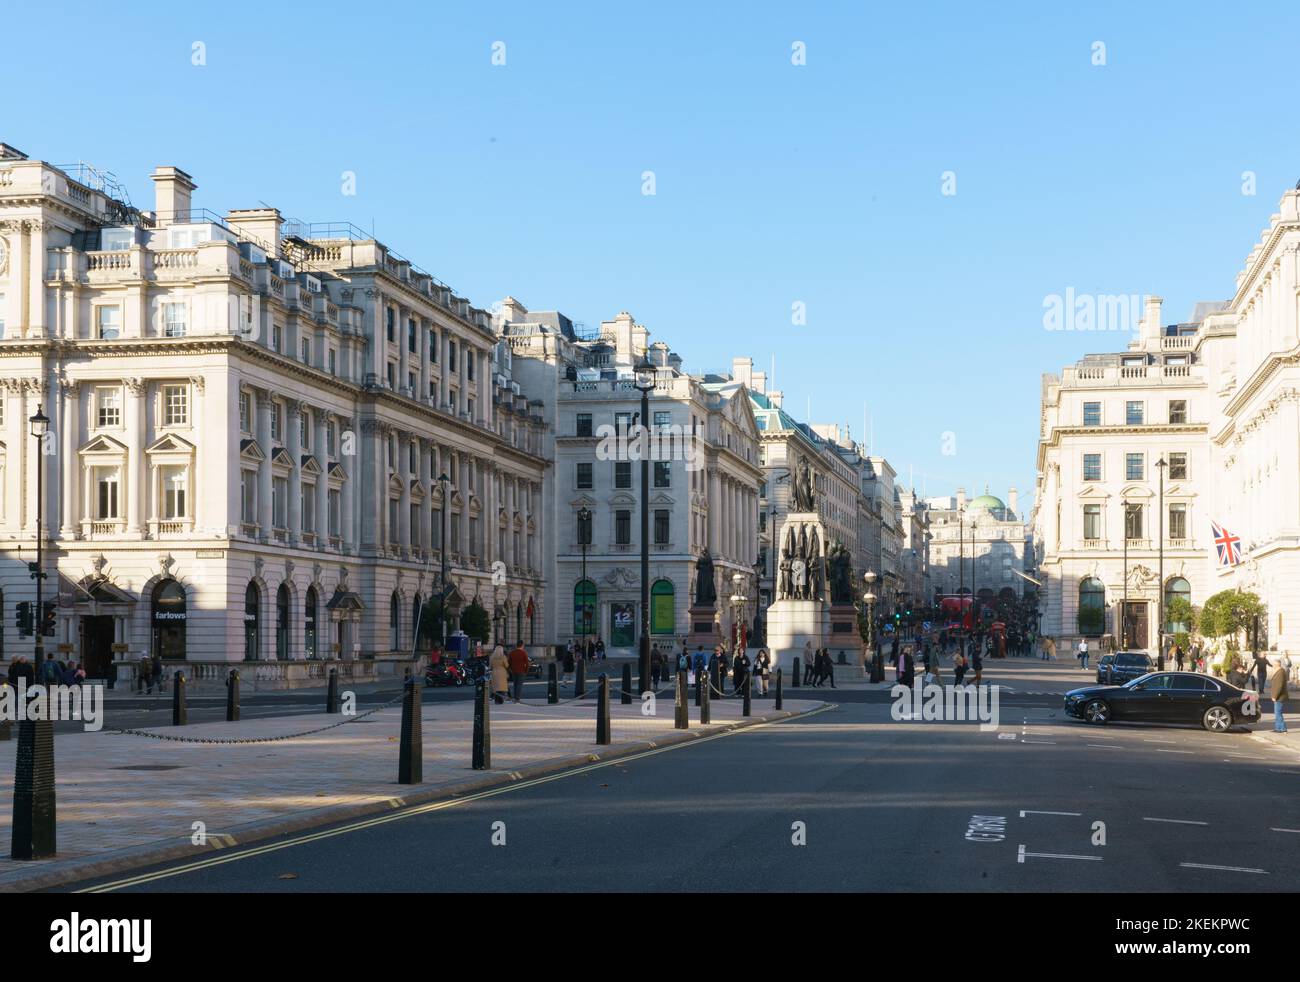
1225 753 1267 760
1179 862 1268 874
997 733 1016 740
1086 744 1120 750
1156 749 1194 755
1269 828 1300 834
1021 740 1056 745
75 702 837 892
1143 739 1179 744
1020 810 1081 817
1144 817 1208 826
1018 844 1102 863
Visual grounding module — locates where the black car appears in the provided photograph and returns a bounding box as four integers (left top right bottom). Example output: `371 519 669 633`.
1097 650 1153 685
1064 672 1254 732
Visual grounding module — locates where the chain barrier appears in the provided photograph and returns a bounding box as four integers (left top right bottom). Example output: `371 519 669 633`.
111 685 411 745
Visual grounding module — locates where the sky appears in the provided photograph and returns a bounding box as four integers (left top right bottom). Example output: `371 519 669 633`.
5 0 1299 512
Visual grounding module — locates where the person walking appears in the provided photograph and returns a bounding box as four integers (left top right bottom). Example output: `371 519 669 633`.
507 641 530 703
138 652 154 694
1256 653 1270 698
692 646 707 681
489 643 510 705
1175 645 1185 672
732 648 750 694
1077 638 1089 671
970 642 984 688
820 648 837 689
650 644 664 688
953 649 967 686
40 653 61 686
152 651 165 694
561 642 575 684
896 645 915 688
754 648 771 696
595 637 606 660
1269 658 1289 733
802 640 815 685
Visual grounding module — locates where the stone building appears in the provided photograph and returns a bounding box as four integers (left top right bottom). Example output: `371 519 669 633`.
927 487 1031 611
0 147 548 684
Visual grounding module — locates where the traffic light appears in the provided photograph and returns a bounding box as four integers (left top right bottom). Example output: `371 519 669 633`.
14 601 32 637
40 601 56 637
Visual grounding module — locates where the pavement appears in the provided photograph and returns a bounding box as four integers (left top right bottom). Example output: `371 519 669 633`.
0 683 822 892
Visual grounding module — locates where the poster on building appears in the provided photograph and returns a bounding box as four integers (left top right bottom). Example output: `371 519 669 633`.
610 602 636 648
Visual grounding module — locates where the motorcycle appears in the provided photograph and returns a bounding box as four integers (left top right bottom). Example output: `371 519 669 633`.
424 659 467 687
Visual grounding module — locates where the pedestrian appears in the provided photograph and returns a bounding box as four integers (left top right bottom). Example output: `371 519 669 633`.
40 653 61 686
561 642 575 684
1175 645 1185 672
595 637 606 660
802 640 815 685
896 645 915 688
953 649 967 685
820 648 837 689
1269 658 1289 733
138 652 154 694
489 642 510 705
1256 653 1270 697
692 646 707 679
9 655 33 688
152 651 165 693
508 640 530 703
970 643 984 688
1077 638 1089 671
732 648 750 694
754 648 771 696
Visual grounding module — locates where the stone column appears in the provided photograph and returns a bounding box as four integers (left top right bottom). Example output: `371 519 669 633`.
397 307 410 391
340 417 356 554
256 389 273 539
419 438 433 554
419 319 431 402
59 378 79 537
287 400 303 545
315 412 329 546
460 454 472 561
125 378 147 535
398 432 412 555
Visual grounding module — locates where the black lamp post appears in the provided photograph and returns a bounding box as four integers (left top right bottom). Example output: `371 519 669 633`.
13 404 54 860
577 506 591 656
633 362 655 694
864 569 878 680
1121 498 1131 650
1156 456 1167 659
437 471 450 649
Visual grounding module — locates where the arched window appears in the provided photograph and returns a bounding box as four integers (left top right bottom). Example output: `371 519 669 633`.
1078 577 1105 637
244 582 260 661
1164 577 1191 632
305 586 318 660
276 584 290 660
651 579 675 635
390 591 400 651
152 579 187 661
574 579 597 638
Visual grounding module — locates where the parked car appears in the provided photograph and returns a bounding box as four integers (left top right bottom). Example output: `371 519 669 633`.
1064 672 1254 732
1098 651 1154 685
1095 654 1115 683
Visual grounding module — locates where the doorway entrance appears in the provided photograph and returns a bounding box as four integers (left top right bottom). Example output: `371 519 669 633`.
82 616 116 681
1122 601 1149 651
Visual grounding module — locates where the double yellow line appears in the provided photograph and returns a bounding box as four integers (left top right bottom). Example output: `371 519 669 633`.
77 704 835 892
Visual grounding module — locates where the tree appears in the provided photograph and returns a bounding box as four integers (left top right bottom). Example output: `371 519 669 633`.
1165 595 1195 637
1198 589 1264 652
460 598 491 644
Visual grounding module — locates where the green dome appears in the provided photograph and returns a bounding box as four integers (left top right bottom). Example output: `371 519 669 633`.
969 494 1006 513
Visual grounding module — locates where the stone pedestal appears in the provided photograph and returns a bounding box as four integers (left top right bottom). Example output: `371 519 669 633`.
765 600 828 674
687 605 719 650
828 603 861 665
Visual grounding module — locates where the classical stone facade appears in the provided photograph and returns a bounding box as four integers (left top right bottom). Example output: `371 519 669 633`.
927 487 1031 607
0 148 547 683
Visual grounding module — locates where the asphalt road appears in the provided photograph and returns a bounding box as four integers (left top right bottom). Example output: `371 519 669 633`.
65 660 1300 892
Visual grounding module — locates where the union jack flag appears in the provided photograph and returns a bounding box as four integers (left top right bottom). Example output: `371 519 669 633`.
1212 521 1242 567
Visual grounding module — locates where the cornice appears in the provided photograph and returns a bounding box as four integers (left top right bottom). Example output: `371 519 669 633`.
1221 343 1300 420
1229 220 1300 309
1045 423 1207 448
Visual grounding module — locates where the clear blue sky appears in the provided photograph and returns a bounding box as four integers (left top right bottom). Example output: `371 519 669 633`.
7 0 1299 511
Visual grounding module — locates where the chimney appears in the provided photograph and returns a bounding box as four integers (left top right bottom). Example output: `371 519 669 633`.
1008 487 1018 517
1141 295 1163 345
150 166 196 226
731 356 753 387
768 389 783 409
497 296 528 324
751 368 767 395
226 207 283 257
957 487 967 511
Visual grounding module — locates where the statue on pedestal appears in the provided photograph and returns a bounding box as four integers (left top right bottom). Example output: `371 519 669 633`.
791 458 816 512
694 549 716 606
827 543 853 605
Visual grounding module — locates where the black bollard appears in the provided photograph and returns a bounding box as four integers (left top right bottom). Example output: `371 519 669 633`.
596 674 611 745
792 656 801 688
838 650 847 666
700 670 711 724
398 677 422 785
621 663 633 706
775 667 784 710
575 660 586 699
694 670 702 707
226 669 240 722
547 662 558 705
10 717 55 860
0 688 12 739
472 680 491 770
172 671 187 726
742 672 752 717
674 670 688 729
326 668 340 713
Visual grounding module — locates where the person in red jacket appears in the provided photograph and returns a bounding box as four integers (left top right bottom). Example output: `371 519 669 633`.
507 643 531 703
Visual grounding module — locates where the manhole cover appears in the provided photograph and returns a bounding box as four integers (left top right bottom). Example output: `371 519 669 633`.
111 765 185 771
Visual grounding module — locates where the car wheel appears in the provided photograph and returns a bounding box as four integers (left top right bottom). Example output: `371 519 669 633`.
1084 699 1110 724
1203 705 1233 732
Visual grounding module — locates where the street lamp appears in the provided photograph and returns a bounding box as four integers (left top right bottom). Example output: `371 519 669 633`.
1156 456 1167 660
633 361 656 694
865 569 882 681
1121 497 1132 650
13 404 54 860
437 472 450 649
730 571 748 652
577 505 592 657
751 555 765 646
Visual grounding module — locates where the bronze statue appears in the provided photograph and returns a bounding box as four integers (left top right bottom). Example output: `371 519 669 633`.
694 549 716 606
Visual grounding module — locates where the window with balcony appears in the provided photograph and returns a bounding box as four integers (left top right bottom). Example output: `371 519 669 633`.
1082 402 1101 427
1126 453 1144 481
1081 502 1102 541
1168 452 1187 480
96 305 121 340
1169 399 1187 424
1169 502 1187 540
1125 401 1144 426
163 302 187 338
1125 504 1143 540
577 413 593 437
163 385 188 427
96 387 121 428
163 466 187 519
1082 453 1101 482
654 509 670 544
615 509 631 545
95 468 120 520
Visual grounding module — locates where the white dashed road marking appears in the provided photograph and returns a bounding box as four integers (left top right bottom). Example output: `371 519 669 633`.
1179 862 1268 874
1144 817 1208 826
1020 810 1081 818
1018 844 1102 863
